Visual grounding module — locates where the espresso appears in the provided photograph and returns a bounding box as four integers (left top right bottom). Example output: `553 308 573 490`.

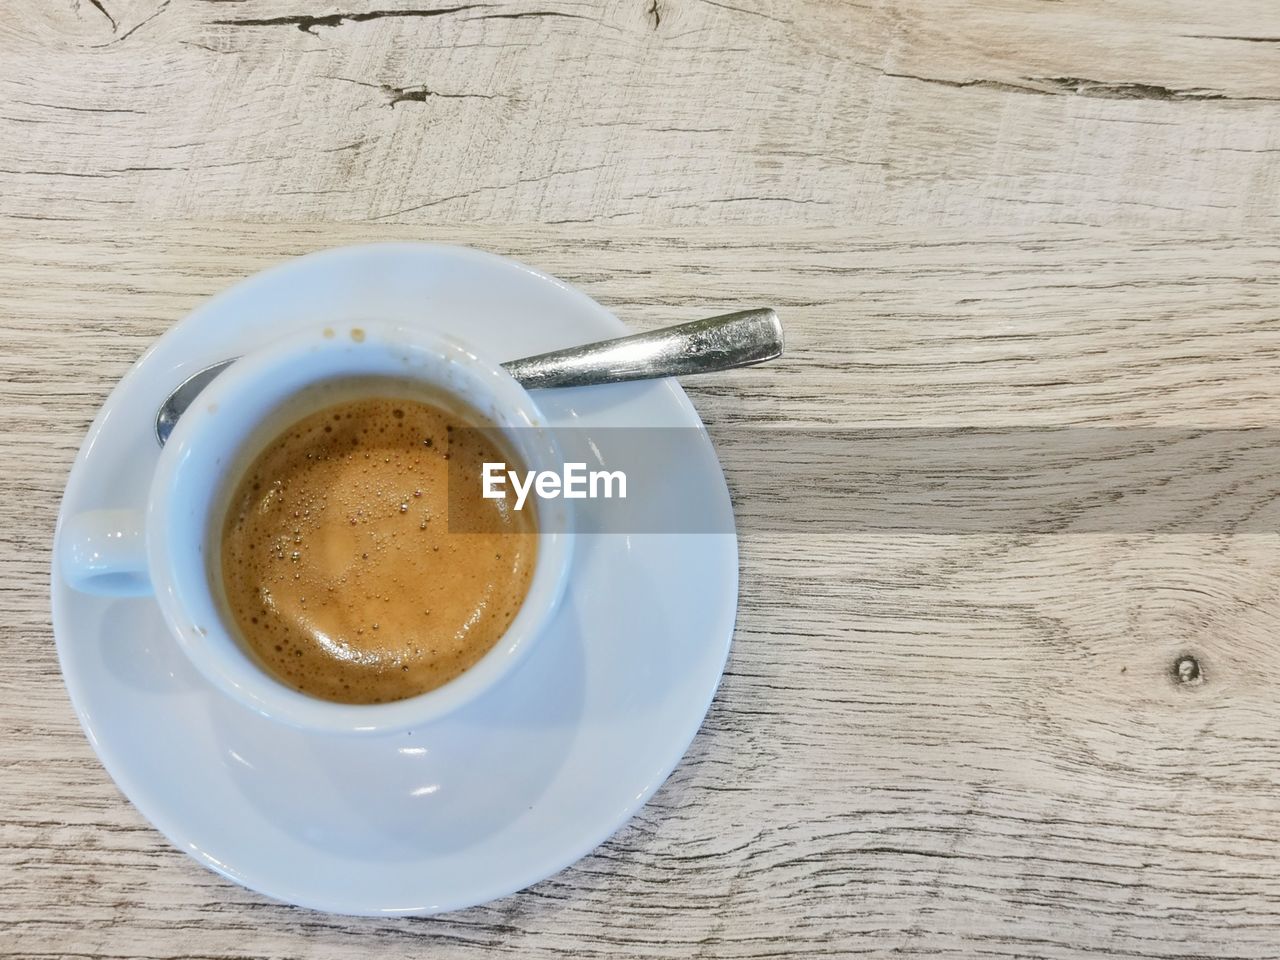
219 390 536 704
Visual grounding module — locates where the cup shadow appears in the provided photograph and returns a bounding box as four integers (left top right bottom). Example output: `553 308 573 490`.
204 592 587 863
97 597 204 695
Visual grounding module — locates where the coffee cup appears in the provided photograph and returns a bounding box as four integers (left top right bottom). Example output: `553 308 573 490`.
59 324 574 734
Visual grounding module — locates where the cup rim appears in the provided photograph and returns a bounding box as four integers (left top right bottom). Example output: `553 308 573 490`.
145 322 574 735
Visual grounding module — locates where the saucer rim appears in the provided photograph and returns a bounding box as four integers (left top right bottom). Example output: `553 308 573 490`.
50 242 739 915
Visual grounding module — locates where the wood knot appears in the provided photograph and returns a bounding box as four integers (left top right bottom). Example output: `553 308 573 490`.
1173 654 1204 686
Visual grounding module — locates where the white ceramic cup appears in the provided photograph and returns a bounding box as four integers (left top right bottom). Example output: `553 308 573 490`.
59 323 573 734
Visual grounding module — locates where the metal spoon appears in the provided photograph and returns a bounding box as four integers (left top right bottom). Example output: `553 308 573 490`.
155 307 783 446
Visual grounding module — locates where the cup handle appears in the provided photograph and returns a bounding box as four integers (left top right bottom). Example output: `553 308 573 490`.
60 509 152 597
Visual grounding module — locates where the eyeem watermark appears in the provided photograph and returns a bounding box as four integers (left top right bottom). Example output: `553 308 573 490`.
482 462 627 511
453 426 1280 535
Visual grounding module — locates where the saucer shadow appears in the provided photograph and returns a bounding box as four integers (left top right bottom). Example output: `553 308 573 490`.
206 594 587 863
555 533 690 720
96 597 204 695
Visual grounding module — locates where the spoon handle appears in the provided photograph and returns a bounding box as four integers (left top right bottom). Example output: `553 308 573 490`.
501 308 783 390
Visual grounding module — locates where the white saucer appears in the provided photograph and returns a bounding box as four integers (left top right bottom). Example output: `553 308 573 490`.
51 245 738 915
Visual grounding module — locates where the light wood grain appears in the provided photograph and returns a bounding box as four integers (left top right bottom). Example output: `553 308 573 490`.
4 220 1280 958
2 0 1280 228
6 0 1280 954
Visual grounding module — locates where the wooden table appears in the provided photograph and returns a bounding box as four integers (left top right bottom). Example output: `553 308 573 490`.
5 2 1280 957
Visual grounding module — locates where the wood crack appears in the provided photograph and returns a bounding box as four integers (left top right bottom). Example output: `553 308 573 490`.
698 0 789 26
385 85 496 105
322 75 499 106
686 196 831 206
883 71 1279 103
212 5 489 34
1183 34 1280 44
15 100 144 115
94 0 171 45
370 162 609 218
468 10 597 22
1036 75 1228 101
85 0 117 31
